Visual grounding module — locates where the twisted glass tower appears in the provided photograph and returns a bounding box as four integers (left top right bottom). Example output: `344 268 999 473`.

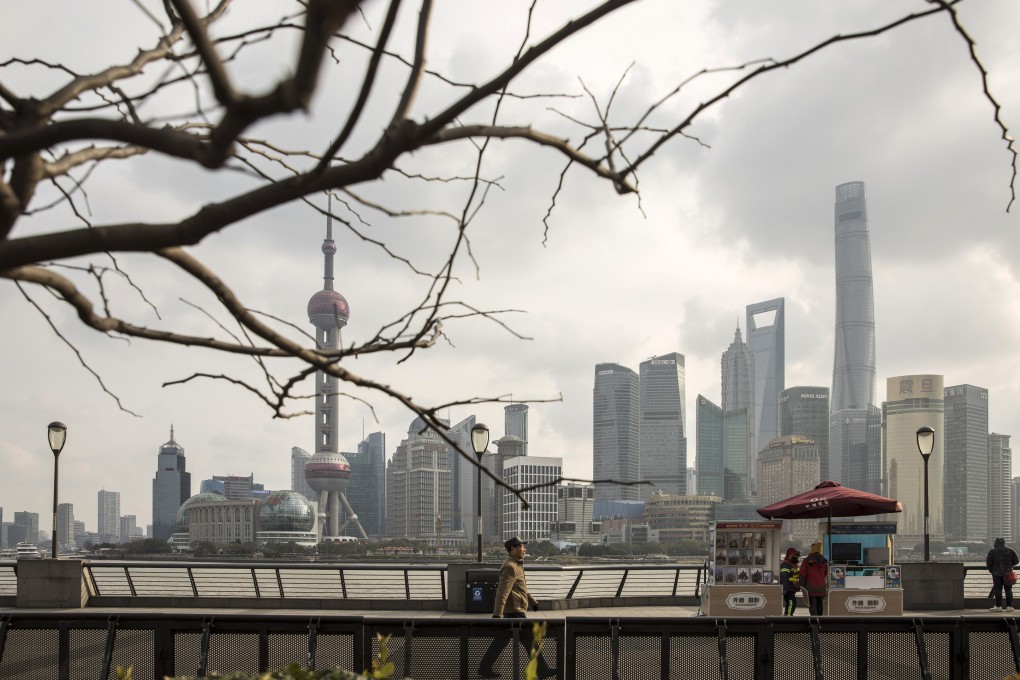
829 181 880 491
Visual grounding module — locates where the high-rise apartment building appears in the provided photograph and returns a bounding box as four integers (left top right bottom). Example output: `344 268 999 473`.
990 434 1013 543
696 396 750 502
97 490 121 543
638 353 687 498
779 387 830 480
758 435 821 545
593 363 640 501
385 417 453 540
501 455 561 542
57 503 75 552
290 446 315 501
747 298 785 498
152 427 191 542
943 385 989 543
504 404 529 456
830 181 880 491
882 375 944 547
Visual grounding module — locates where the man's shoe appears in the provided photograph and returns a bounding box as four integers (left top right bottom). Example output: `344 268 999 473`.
1007 606 1015 612
991 606 1003 611
478 669 501 679
538 670 556 680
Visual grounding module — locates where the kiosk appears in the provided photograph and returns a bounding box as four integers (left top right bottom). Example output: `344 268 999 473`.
704 520 784 616
824 520 902 615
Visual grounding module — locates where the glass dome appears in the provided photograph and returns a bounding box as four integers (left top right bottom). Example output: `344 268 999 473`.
258 490 315 532
174 493 229 533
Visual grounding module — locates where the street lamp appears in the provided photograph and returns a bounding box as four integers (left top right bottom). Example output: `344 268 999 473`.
471 422 490 563
916 425 935 562
47 422 67 560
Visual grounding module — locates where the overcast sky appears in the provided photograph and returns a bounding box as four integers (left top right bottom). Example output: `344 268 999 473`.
2 0 1019 534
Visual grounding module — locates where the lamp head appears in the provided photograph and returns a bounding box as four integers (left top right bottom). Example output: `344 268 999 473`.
47 421 67 456
471 422 490 459
916 425 935 459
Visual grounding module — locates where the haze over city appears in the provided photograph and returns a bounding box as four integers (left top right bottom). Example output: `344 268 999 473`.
2 0 1019 533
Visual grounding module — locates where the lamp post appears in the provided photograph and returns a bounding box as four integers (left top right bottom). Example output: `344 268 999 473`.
916 425 935 562
47 422 67 560
471 423 490 563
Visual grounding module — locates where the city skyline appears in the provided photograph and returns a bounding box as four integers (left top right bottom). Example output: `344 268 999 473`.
2 1 1020 528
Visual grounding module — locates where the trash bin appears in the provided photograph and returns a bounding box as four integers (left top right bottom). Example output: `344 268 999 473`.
465 569 500 613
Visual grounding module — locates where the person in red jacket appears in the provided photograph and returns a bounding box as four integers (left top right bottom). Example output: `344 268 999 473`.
799 541 829 616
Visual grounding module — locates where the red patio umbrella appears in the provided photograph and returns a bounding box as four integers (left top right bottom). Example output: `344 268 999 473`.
756 480 902 555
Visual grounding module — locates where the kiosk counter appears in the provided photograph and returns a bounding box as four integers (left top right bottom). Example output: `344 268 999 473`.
704 521 784 616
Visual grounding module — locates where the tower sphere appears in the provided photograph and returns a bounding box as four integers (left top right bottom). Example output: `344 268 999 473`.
305 451 352 493
307 290 350 331
174 492 228 533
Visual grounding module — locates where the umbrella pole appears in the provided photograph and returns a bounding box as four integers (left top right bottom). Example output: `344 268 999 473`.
827 508 832 559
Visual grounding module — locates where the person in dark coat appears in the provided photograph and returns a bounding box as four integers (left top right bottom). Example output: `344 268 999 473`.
779 547 801 616
986 537 1020 612
799 541 829 616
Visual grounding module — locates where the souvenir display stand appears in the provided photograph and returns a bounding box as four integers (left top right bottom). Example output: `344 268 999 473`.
824 520 902 615
704 521 784 616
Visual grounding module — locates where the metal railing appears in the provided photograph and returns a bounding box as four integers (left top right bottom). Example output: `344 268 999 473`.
2 610 1020 679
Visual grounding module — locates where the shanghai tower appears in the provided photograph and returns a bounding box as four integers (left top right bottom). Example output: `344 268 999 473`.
829 181 880 492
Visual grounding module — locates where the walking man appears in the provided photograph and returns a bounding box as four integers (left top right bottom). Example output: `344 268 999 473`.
986 537 1019 612
799 541 829 616
478 536 555 678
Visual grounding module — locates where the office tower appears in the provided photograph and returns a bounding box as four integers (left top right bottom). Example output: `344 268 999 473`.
206 474 260 500
0 508 3 548
722 325 755 494
97 490 120 543
11 511 40 546
501 455 562 541
554 483 596 544
779 387 830 479
504 404 529 456
593 363 640 501
152 426 192 542
696 396 750 502
305 200 366 540
830 181 880 491
638 353 687 498
291 447 315 501
448 415 477 535
119 515 138 543
990 434 1013 543
57 503 75 552
385 416 453 540
73 520 85 548
686 468 697 496
943 385 989 543
354 432 386 536
758 435 821 545
746 298 785 497
882 375 944 546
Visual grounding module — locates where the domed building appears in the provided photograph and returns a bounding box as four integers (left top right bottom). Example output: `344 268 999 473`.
257 490 318 546
168 492 228 549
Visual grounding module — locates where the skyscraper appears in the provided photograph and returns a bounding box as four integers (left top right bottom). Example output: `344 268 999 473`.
943 384 989 543
779 387 830 480
721 325 755 495
593 363 640 501
746 298 785 497
350 432 386 537
305 199 366 540
830 181 880 491
638 353 687 497
882 375 944 546
504 404 529 456
385 417 453 540
290 446 315 501
501 455 562 542
152 426 191 541
57 503 75 552
758 435 820 544
695 395 749 502
990 434 1013 543
97 490 120 544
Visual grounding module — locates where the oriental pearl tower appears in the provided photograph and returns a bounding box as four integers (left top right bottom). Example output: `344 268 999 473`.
305 199 367 540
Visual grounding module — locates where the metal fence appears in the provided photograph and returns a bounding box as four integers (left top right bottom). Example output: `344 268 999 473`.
3 610 1020 679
